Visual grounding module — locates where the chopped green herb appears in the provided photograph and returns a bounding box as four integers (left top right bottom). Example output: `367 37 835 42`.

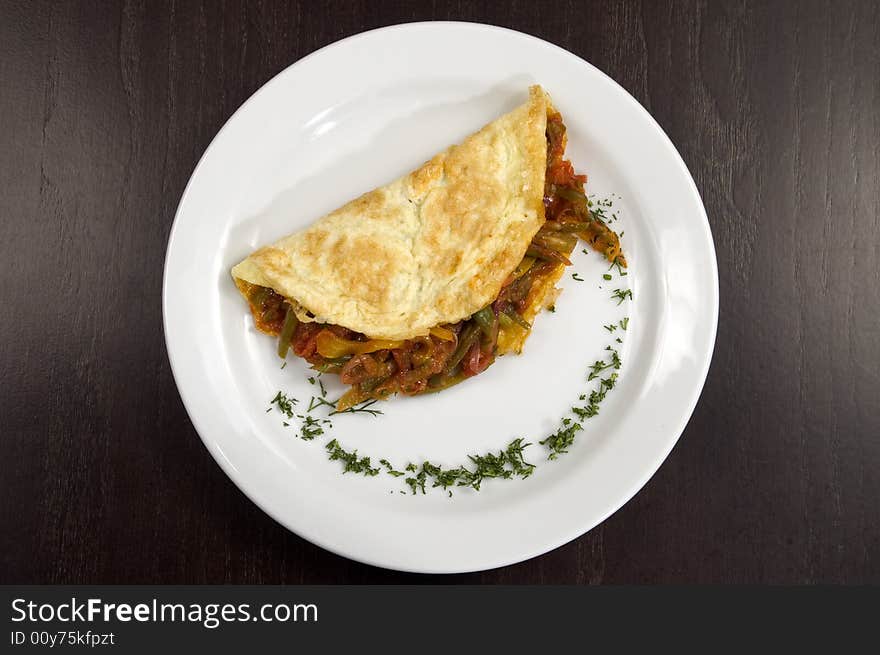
609 258 627 277
571 370 619 423
603 273 612 281
610 349 622 370
572 272 584 282
611 288 633 305
299 415 324 441
587 195 618 224
307 395 336 413
600 373 618 394
405 472 426 495
326 439 379 476
620 317 629 330
588 359 611 381
379 459 406 477
604 323 617 333
540 421 583 460
572 401 598 419
329 398 384 417
401 438 535 493
269 391 297 418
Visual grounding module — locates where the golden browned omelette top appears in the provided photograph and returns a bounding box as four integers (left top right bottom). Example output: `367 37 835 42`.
231 86 550 340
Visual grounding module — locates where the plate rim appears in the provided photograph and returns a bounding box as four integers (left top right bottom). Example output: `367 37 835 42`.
162 21 719 574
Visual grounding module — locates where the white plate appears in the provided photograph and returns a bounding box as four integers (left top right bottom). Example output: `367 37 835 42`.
163 22 718 574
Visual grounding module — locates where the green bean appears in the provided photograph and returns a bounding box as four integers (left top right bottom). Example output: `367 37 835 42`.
547 119 565 139
447 323 479 371
502 308 532 330
556 186 586 202
425 369 467 393
535 230 577 252
359 369 393 392
310 360 342 375
526 243 571 265
249 285 270 307
276 306 299 358
261 307 281 324
555 221 595 232
472 306 496 339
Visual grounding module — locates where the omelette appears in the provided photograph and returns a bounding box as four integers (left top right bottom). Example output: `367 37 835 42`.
232 86 625 409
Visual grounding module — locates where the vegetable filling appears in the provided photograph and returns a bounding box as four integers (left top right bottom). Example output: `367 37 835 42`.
240 111 625 409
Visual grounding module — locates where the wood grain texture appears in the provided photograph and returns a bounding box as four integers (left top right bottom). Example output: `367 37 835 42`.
0 0 877 584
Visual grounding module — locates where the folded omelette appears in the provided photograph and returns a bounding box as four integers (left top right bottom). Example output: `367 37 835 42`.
232 85 625 409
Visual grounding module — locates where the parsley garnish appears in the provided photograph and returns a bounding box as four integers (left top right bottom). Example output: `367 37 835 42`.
299 415 324 441
540 421 583 460
325 439 379 476
269 391 297 418
379 459 405 477
588 359 610 381
329 398 384 417
569 371 619 425
612 257 626 275
587 349 621 380
307 395 336 413
405 471 427 495
398 438 535 494
611 288 633 305
610 349 622 369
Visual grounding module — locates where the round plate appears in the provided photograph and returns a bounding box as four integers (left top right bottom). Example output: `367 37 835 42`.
163 22 717 573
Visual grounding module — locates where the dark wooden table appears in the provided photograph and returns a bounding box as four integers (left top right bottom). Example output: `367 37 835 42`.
2 0 878 584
